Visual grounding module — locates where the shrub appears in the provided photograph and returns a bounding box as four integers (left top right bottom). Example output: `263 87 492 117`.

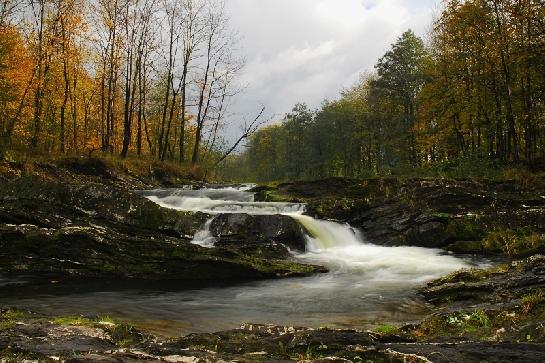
482 229 545 257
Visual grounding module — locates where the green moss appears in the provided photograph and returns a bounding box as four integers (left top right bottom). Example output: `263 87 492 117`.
0 309 31 330
447 240 485 254
432 212 454 219
25 311 142 348
243 256 323 276
445 217 487 242
465 310 490 330
374 324 399 335
52 315 141 347
2 309 29 321
446 224 545 257
53 315 95 326
264 190 298 203
428 264 509 287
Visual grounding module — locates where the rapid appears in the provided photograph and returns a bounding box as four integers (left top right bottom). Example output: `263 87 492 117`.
142 184 474 284
0 185 487 336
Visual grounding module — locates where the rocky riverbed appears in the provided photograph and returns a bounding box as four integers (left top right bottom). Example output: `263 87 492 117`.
2 255 545 362
2 158 545 362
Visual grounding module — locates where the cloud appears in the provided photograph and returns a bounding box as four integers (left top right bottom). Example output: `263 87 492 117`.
221 0 438 141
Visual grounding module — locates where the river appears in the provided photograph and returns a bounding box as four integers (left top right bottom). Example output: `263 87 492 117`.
0 184 488 336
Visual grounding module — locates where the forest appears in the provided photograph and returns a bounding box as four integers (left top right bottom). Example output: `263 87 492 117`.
0 0 544 180
226 0 545 182
0 0 244 169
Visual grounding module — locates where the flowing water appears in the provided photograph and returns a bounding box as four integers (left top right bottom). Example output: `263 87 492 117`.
0 185 488 336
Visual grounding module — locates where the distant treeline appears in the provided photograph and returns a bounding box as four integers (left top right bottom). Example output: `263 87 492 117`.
226 0 545 181
0 0 241 167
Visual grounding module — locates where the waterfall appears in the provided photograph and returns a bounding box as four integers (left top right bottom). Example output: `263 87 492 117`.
142 185 471 281
191 218 217 248
290 214 361 251
139 187 305 215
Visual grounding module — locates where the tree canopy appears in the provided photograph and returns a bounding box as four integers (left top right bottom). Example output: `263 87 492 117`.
0 0 243 169
228 0 545 182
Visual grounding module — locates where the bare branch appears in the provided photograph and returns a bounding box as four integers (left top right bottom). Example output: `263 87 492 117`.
213 106 266 168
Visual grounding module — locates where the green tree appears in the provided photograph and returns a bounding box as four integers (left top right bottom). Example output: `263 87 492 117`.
372 30 428 166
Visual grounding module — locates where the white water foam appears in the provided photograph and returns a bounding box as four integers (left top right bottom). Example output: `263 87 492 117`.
142 188 306 215
191 218 217 248
291 214 470 282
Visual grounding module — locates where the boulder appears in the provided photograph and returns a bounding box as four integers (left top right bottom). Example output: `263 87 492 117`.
210 213 308 251
420 255 545 305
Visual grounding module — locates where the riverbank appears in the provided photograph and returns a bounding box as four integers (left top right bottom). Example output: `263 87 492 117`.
0 157 325 281
258 177 545 257
2 255 545 362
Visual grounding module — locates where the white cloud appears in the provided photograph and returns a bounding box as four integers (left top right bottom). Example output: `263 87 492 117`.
222 0 438 141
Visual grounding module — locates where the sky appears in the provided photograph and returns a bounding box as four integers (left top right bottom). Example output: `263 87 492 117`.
222 0 439 141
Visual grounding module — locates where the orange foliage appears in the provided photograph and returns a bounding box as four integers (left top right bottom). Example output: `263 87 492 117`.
0 26 34 142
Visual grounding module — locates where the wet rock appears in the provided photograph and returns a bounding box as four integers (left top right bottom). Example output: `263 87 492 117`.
384 342 545 363
0 176 208 236
265 178 545 251
0 177 325 281
149 321 545 362
210 213 308 251
299 358 352 363
420 255 545 305
3 308 545 363
0 222 324 280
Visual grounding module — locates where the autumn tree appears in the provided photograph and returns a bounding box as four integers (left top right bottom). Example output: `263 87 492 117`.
0 26 33 155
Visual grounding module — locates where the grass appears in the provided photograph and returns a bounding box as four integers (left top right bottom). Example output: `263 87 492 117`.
0 309 30 330
520 290 545 314
446 310 490 331
481 228 545 257
0 152 207 184
414 309 493 340
108 323 141 347
292 343 329 360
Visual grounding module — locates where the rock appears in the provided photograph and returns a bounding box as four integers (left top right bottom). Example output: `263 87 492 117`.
3 308 545 363
299 358 352 363
420 255 545 305
263 178 545 251
210 213 308 251
149 321 545 362
0 177 326 281
0 176 208 236
406 255 545 351
0 223 325 280
384 342 545 363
